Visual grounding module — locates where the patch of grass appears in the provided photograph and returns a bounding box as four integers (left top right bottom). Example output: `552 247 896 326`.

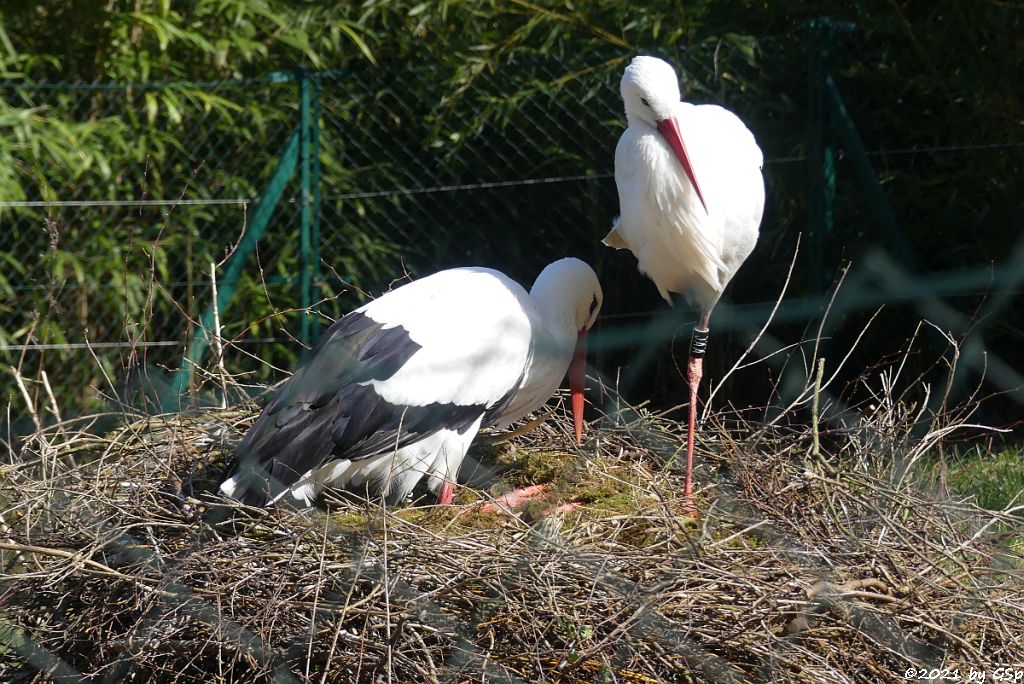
325 499 508 535
327 509 371 531
945 445 1024 511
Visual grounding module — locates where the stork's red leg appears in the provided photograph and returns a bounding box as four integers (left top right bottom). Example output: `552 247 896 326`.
684 326 710 513
684 355 702 502
438 479 455 505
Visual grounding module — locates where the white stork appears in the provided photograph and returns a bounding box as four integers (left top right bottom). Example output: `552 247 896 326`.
220 258 603 507
604 55 764 509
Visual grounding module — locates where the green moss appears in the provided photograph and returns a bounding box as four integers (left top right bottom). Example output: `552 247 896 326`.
497 448 576 489
709 525 765 549
313 432 701 548
0 621 25 656
583 491 637 514
327 510 370 531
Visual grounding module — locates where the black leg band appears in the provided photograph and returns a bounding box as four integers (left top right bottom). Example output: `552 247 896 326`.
690 328 710 358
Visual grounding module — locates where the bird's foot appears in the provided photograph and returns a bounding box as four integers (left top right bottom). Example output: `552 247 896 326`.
479 486 582 524
478 484 546 514
680 495 700 520
525 501 580 524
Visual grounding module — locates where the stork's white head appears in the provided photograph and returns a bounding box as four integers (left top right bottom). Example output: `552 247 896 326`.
530 257 602 335
620 56 709 213
530 257 602 443
620 56 682 128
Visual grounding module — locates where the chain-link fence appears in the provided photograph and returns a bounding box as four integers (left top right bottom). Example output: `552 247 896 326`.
0 74 305 423
0 53 651 427
4 32 1020 437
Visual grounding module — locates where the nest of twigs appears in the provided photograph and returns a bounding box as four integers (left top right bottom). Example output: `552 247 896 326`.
1 387 1022 683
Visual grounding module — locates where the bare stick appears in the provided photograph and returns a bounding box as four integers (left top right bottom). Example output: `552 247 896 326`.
811 357 825 458
83 331 124 412
0 541 180 599
40 369 77 467
4 402 12 460
11 366 42 434
704 235 799 420
306 515 331 680
40 370 63 425
210 262 229 410
491 409 555 443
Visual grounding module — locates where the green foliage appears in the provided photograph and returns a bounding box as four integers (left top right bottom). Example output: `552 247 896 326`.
0 1 1021 422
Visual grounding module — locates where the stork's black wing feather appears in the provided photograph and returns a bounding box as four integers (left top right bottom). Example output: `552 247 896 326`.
223 311 490 505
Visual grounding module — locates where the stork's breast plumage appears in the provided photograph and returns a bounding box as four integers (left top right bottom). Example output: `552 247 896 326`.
614 124 726 297
613 104 765 301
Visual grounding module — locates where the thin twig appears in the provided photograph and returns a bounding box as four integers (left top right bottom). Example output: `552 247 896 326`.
705 234 799 419
10 366 42 434
39 370 63 425
811 357 825 458
211 262 229 410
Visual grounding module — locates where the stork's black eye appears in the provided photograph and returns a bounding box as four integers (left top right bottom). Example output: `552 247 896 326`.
589 295 599 317
641 97 650 107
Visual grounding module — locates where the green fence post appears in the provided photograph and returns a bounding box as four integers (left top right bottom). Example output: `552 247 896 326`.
299 66 317 344
310 73 323 341
824 76 918 272
170 68 321 406
299 67 313 345
806 19 837 293
807 20 918 280
170 125 301 404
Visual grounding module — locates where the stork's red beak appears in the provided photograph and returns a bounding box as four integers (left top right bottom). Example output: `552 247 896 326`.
569 328 588 444
657 117 709 214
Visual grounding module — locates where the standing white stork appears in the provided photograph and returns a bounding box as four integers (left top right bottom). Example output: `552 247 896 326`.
604 55 764 508
220 257 603 507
